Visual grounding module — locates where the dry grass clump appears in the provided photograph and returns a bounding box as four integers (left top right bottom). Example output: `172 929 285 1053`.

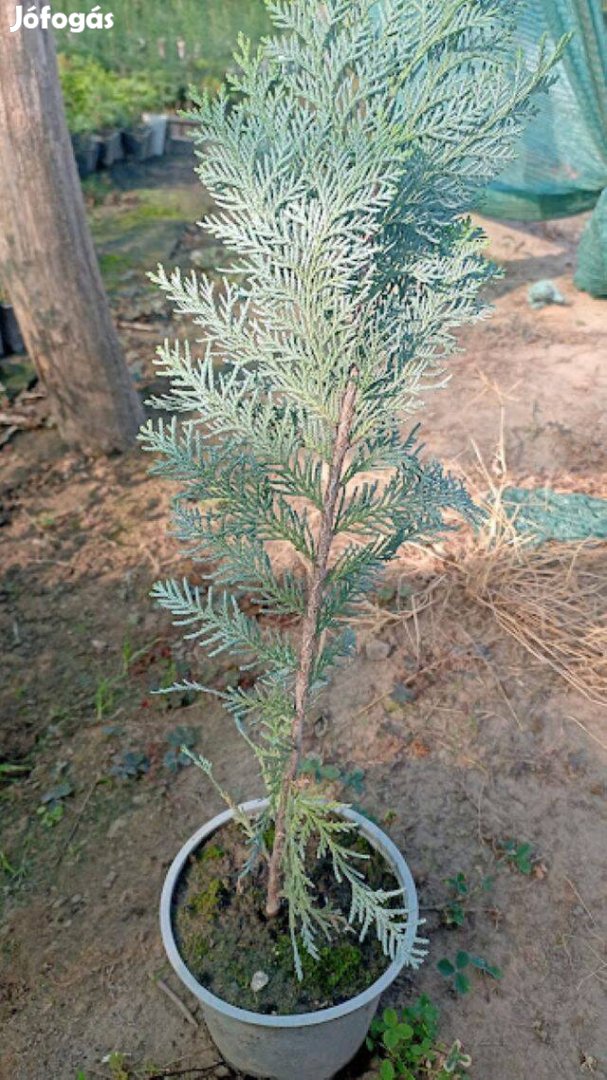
360 430 607 707
446 497 607 707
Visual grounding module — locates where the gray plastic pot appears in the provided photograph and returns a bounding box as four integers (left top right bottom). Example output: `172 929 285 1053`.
160 799 420 1080
142 113 168 157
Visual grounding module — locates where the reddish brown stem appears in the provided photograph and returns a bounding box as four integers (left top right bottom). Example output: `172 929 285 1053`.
265 370 359 917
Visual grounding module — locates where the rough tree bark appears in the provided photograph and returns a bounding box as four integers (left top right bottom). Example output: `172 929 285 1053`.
0 2 144 453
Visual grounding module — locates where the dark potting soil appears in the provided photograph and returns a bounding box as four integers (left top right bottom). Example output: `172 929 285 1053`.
172 820 400 1015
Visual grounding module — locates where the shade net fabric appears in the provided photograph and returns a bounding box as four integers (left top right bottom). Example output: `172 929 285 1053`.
503 488 607 542
480 0 607 297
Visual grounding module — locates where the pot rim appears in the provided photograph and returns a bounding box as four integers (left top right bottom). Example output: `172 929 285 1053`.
160 798 419 1029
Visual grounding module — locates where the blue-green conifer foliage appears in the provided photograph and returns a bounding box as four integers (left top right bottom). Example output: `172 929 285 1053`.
140 0 562 977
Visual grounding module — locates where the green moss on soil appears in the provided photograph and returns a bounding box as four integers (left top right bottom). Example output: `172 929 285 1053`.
173 820 400 1015
187 876 225 917
200 842 224 862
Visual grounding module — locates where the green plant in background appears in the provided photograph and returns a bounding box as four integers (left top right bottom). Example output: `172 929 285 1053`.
59 54 164 135
58 0 272 103
140 0 562 978
437 951 502 995
367 996 471 1078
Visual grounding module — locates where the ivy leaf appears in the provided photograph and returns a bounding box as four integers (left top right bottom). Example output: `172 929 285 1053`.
486 964 503 980
110 751 150 779
300 757 322 779
165 725 198 749
514 843 533 874
379 1061 395 1080
454 971 471 994
409 1041 430 1059
163 749 193 772
437 958 455 977
383 1028 400 1051
322 764 341 781
469 955 503 979
342 767 365 795
383 1008 399 1028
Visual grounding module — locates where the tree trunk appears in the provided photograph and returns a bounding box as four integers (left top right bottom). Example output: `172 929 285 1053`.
0 3 144 453
265 371 359 918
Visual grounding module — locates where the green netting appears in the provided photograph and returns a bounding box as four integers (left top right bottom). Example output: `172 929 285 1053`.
504 488 607 542
480 0 607 297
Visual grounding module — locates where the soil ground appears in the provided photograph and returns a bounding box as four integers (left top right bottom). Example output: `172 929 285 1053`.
1 149 606 1080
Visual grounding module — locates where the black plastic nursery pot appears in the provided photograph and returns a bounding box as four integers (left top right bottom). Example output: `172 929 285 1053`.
122 124 155 163
0 304 25 356
98 129 125 168
71 133 103 178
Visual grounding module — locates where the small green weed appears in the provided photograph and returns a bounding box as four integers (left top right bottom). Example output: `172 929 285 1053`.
0 850 17 877
159 657 178 691
94 677 116 721
300 756 365 795
110 751 150 780
367 995 471 1078
37 803 65 828
81 172 112 206
107 1052 129 1080
444 872 469 928
36 780 74 828
164 725 199 771
437 951 502 995
121 635 162 676
0 846 30 887
37 513 56 529
0 762 29 783
497 839 534 875
121 637 134 675
443 871 494 928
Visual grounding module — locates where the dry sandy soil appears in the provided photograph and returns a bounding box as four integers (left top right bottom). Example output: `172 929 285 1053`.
1 155 606 1080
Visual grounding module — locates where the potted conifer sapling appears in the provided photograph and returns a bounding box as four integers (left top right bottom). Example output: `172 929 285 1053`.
140 2 561 1077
